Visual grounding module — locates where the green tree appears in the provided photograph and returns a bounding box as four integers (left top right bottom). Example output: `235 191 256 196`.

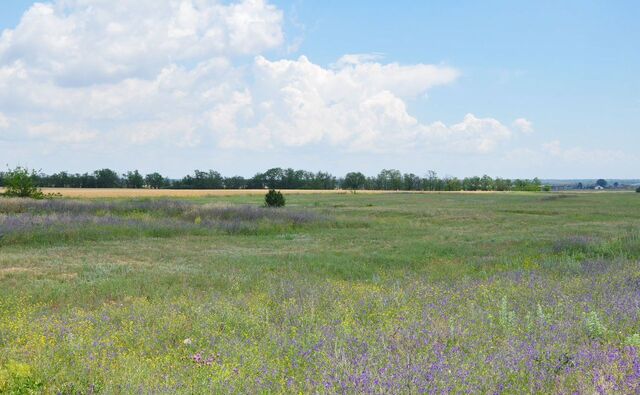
2 166 44 198
462 176 482 191
403 173 422 190
94 169 121 188
423 170 439 191
444 177 462 191
145 172 167 189
376 169 402 190
596 179 608 188
480 175 495 191
343 172 366 190
494 178 512 191
224 176 247 189
124 170 144 188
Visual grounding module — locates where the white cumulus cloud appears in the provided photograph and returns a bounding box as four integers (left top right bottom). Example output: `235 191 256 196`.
0 0 526 161
512 118 533 134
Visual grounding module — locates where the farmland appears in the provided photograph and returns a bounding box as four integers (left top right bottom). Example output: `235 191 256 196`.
1 191 640 393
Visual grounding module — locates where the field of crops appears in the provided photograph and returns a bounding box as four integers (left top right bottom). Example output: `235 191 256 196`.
1 191 640 393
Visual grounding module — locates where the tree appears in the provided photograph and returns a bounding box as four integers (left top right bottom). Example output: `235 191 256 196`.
462 176 482 191
265 189 285 207
403 173 422 190
145 172 167 189
480 175 495 191
124 170 144 188
596 179 608 188
636 186 640 193
308 171 336 190
1 166 44 199
263 168 285 189
94 169 121 188
343 172 366 190
376 169 402 190
224 176 247 189
494 178 512 191
444 177 462 191
424 170 439 191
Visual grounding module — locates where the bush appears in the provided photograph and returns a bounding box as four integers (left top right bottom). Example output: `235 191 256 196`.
636 186 640 193
1 167 44 199
265 189 285 207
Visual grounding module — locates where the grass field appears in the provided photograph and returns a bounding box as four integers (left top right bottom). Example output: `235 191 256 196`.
1 191 640 393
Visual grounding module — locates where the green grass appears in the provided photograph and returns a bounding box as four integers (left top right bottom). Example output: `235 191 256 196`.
1 192 640 393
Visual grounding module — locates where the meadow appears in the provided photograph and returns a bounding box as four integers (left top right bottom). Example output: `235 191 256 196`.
1 191 640 393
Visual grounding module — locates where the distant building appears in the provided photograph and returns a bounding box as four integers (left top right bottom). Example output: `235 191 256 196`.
594 185 604 190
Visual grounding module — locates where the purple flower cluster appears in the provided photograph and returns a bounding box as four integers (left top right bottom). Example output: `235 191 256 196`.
191 352 217 367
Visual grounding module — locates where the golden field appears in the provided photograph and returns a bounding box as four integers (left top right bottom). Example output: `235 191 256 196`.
0 187 376 198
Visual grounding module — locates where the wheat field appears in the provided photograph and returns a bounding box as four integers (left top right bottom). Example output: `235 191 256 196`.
0 188 354 198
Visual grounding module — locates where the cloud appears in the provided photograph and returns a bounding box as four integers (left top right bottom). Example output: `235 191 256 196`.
0 0 521 160
0 113 8 129
0 0 283 85
512 118 533 134
542 140 628 163
506 140 632 165
27 122 97 143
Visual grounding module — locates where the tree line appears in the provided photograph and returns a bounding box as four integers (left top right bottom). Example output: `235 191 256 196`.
0 167 548 192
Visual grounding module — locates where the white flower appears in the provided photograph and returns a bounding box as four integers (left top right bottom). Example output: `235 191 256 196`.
183 338 192 345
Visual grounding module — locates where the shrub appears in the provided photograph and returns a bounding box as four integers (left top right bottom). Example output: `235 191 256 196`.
585 311 606 341
636 186 640 193
265 189 285 207
1 167 44 199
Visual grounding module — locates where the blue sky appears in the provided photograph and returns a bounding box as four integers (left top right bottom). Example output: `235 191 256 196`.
0 1 638 178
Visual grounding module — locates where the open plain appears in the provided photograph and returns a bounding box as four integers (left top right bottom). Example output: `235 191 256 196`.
1 191 640 393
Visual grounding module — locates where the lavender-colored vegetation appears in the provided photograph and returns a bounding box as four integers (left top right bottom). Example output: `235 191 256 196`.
0 198 324 241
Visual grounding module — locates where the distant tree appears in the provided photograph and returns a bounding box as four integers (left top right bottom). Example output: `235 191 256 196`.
145 172 167 189
462 176 482 191
403 173 422 190
512 178 542 192
308 171 336 190
343 172 366 190
282 168 305 189
265 189 285 207
576 182 583 190
376 169 403 190
224 176 247 189
480 175 495 191
423 170 439 191
94 169 121 188
636 186 640 193
262 168 285 189
247 172 266 189
596 179 608 188
494 178 512 191
79 172 97 188
46 171 73 187
444 177 462 191
124 170 144 189
180 170 224 189
1 166 44 199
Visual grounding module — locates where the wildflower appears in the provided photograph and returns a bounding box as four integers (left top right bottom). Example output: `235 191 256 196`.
183 338 192 345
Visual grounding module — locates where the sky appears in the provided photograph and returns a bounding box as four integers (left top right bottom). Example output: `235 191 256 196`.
0 1 638 178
